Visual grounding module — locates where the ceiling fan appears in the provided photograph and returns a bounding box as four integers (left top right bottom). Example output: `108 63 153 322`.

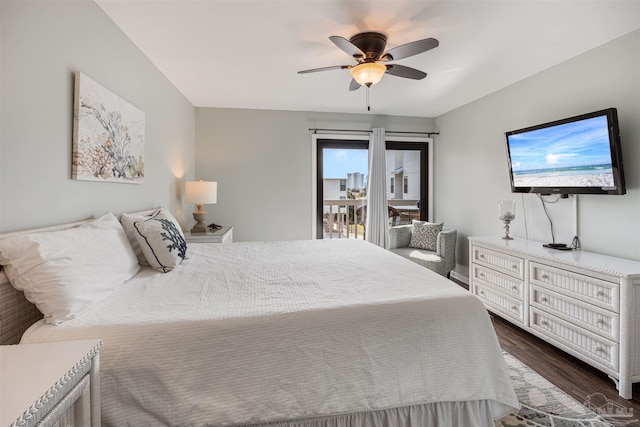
298 32 439 91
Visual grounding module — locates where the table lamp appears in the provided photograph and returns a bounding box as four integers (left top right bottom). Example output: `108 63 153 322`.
185 180 217 234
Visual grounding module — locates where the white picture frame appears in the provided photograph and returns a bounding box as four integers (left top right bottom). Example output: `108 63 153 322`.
72 72 145 184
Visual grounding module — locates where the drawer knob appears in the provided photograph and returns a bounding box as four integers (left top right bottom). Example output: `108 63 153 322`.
511 286 518 291
512 264 518 270
540 297 548 303
511 305 518 312
479 290 485 295
596 290 605 297
479 254 485 259
595 346 605 354
479 272 485 278
540 320 548 327
596 318 605 325
541 274 549 280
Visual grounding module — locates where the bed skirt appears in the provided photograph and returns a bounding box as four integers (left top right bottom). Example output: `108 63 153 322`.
249 400 510 427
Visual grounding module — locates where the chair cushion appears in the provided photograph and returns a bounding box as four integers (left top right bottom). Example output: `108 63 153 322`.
390 247 445 276
409 221 443 251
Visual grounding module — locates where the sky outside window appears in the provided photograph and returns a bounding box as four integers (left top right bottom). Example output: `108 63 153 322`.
323 148 368 178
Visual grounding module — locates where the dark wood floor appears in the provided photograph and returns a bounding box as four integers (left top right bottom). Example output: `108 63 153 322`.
451 278 640 423
492 309 640 421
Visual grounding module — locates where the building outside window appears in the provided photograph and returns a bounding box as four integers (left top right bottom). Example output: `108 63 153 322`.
340 179 346 191
390 177 395 194
347 172 365 191
404 176 409 194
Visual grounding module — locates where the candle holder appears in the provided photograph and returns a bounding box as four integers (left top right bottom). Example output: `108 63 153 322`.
498 200 516 240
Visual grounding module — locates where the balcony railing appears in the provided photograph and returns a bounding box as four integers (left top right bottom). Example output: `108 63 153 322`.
322 199 420 239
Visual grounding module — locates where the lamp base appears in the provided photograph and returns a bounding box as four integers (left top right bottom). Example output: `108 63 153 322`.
191 208 208 234
501 220 513 240
190 223 207 234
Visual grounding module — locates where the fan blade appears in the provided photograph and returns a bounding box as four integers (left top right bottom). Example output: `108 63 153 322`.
349 78 361 91
330 35 365 59
385 64 427 80
298 65 351 74
381 37 439 62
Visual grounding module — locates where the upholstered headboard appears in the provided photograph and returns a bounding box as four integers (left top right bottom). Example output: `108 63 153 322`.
0 271 42 345
0 209 158 345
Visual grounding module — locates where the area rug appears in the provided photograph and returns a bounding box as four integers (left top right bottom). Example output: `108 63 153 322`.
495 352 623 427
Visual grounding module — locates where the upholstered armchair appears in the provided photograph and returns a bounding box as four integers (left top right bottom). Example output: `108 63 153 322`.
389 225 457 278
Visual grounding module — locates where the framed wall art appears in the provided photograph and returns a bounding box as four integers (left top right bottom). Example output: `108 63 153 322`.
72 72 145 183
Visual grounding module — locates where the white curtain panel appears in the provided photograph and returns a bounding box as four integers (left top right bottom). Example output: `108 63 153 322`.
366 128 390 249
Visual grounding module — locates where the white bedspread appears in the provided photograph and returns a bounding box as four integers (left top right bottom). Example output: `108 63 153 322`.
22 239 518 426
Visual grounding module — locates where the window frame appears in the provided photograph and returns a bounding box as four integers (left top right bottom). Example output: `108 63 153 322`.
311 134 433 239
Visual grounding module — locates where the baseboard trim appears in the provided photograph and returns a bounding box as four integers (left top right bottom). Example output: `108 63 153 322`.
450 270 468 285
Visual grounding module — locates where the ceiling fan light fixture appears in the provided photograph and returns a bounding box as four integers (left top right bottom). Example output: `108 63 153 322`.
350 62 386 87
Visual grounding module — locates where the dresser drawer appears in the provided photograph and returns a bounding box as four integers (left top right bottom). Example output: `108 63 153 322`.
530 262 619 312
472 264 524 300
473 283 525 324
472 246 524 280
530 307 618 371
530 285 619 342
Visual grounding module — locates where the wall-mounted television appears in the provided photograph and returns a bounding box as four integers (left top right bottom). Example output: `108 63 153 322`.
505 108 626 195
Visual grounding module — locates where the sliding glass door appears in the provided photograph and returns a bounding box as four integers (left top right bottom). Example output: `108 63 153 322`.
385 141 427 226
316 139 369 239
316 139 427 239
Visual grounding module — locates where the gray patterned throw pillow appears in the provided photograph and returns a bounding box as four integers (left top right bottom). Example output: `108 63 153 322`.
408 221 443 251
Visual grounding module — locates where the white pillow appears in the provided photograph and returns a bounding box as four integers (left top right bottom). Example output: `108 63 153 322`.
120 208 161 266
0 213 140 324
133 208 188 273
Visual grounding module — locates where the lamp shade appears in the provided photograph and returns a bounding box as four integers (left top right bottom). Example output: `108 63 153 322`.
350 62 387 86
185 180 217 204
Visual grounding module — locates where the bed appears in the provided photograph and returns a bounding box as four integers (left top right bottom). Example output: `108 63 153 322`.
0 210 518 426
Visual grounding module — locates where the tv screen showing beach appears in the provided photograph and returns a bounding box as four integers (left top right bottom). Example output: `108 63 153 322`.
507 115 614 188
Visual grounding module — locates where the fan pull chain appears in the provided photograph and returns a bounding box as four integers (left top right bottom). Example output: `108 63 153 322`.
366 85 370 111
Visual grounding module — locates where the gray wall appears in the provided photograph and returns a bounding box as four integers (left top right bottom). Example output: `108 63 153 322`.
0 0 195 232
4 0 635 272
435 30 640 279
195 108 434 242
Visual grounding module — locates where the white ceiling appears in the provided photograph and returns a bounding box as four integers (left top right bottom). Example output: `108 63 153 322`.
96 0 640 118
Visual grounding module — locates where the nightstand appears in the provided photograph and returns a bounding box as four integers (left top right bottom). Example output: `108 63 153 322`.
184 226 233 243
1 339 103 427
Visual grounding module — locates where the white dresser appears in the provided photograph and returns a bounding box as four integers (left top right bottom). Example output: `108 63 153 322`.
184 226 233 244
1 339 103 427
469 236 640 398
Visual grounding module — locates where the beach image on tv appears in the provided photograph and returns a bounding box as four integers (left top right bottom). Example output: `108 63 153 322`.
507 115 614 188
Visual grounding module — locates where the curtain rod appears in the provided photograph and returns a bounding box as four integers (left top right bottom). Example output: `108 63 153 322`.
309 128 439 137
